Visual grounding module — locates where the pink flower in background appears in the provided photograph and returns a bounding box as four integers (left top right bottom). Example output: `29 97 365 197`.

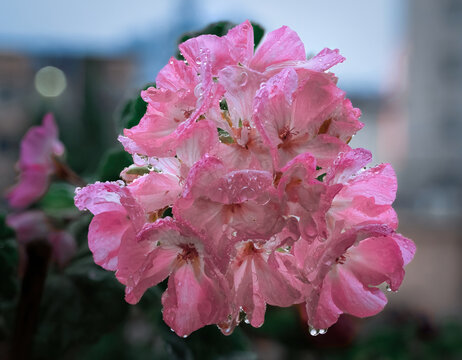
6 114 65 209
6 211 76 269
75 20 415 337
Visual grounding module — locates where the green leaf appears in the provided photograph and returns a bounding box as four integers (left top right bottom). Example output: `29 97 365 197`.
97 148 133 182
252 22 265 49
218 128 234 144
118 83 154 131
124 166 150 176
38 182 78 217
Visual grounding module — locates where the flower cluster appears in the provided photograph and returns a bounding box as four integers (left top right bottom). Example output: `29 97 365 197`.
75 21 415 337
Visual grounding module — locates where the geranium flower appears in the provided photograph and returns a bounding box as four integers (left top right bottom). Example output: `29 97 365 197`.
75 20 415 337
6 114 64 209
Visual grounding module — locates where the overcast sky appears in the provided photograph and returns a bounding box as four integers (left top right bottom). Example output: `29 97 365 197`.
0 0 407 93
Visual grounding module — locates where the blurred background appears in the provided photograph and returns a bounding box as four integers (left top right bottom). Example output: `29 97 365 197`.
0 0 461 359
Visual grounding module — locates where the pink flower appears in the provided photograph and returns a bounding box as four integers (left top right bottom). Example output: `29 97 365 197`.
119 53 223 158
253 68 361 170
277 153 342 242
301 225 415 330
224 235 302 330
324 148 399 231
74 20 415 337
6 114 64 209
174 155 284 265
6 210 76 269
123 218 231 337
74 181 145 271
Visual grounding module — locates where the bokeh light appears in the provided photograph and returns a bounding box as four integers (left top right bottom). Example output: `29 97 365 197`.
34 66 67 97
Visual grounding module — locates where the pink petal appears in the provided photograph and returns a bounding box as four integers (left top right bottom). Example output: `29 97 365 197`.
20 113 63 168
6 210 49 244
6 167 50 209
88 211 131 270
307 274 342 330
253 68 298 150
216 169 273 204
392 233 416 266
330 266 387 318
254 254 301 307
176 120 219 168
278 134 349 171
179 20 254 74
325 148 372 185
162 264 229 337
75 182 126 215
128 172 181 213
231 256 266 327
300 48 345 72
121 244 178 304
124 218 208 300
346 235 405 291
218 65 266 128
264 48 346 76
180 155 225 202
250 26 306 72
156 57 198 92
343 163 397 206
224 20 254 65
291 70 346 134
122 110 181 157
324 99 363 142
7 113 65 209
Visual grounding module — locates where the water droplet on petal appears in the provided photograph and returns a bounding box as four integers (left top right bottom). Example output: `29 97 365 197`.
74 187 82 194
386 284 392 292
319 328 327 335
309 326 320 336
182 335 188 338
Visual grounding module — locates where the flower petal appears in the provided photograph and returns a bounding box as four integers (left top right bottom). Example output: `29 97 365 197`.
250 26 306 72
331 266 387 318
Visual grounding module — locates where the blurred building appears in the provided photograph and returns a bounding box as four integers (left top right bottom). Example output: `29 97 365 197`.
380 0 462 320
404 0 462 215
0 0 199 206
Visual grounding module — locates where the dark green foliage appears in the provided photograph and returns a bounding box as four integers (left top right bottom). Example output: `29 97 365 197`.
344 315 462 360
97 148 133 182
0 214 18 302
38 182 79 218
252 23 264 50
33 256 129 359
0 215 19 341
